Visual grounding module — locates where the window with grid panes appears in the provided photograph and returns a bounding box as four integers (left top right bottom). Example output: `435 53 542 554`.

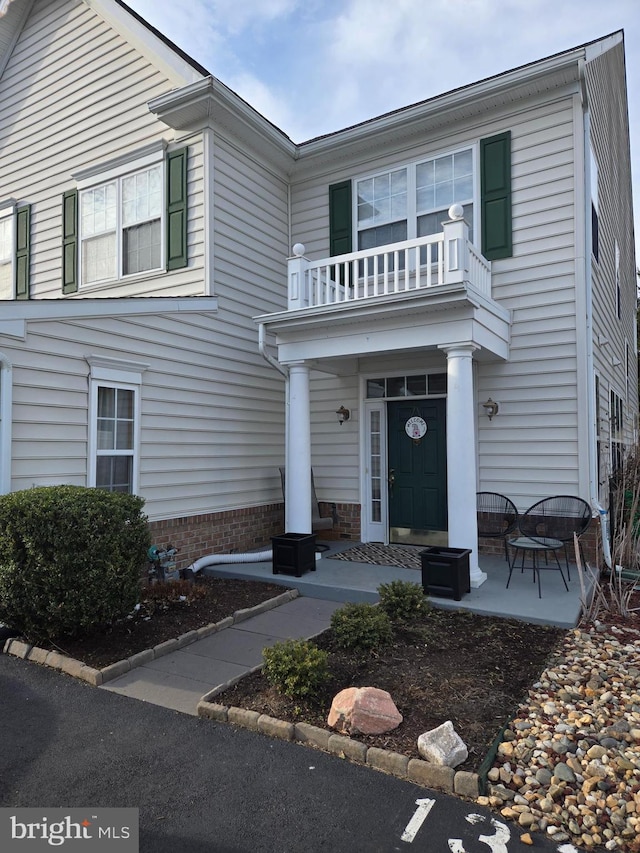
80 164 162 285
95 386 136 493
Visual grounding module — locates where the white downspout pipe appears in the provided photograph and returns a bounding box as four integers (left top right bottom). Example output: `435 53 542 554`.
187 550 272 574
187 327 289 574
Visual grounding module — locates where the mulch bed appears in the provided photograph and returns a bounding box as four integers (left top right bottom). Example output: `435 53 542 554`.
220 607 566 773
19 576 640 775
33 577 287 669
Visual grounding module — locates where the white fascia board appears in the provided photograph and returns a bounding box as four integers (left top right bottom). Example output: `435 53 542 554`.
584 31 623 62
297 49 585 161
148 77 296 166
84 0 206 87
0 296 218 323
0 0 34 79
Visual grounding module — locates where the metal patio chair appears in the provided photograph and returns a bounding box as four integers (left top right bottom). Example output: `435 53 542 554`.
476 492 518 562
507 495 592 598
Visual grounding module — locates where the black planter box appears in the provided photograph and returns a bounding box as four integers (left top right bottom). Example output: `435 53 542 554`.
272 532 317 577
420 546 471 601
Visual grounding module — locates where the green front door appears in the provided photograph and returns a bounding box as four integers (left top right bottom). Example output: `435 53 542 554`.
388 399 447 545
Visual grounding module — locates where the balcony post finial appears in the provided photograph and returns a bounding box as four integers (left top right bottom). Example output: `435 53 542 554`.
442 209 469 285
288 243 309 310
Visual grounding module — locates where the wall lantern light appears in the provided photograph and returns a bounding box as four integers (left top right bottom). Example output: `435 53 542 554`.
482 398 499 420
336 405 350 425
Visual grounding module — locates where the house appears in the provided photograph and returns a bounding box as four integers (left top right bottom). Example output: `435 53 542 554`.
0 1 636 584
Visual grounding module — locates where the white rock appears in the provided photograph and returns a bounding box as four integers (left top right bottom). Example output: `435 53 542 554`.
417 720 468 768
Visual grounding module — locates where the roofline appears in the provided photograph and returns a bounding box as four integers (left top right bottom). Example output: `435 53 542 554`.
112 0 211 78
298 29 624 152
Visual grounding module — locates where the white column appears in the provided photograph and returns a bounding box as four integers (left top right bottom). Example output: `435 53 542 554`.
286 362 312 533
439 342 486 588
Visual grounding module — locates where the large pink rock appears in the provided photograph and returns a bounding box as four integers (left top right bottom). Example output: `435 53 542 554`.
327 686 403 735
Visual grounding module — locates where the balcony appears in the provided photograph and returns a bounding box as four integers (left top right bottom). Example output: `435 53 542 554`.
257 207 510 364
288 209 491 312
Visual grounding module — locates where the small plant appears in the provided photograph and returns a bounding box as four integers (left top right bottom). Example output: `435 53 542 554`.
262 639 329 700
377 579 430 625
330 602 393 651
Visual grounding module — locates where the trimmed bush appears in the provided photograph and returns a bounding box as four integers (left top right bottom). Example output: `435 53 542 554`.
0 485 150 641
330 602 393 651
377 579 430 625
262 639 329 700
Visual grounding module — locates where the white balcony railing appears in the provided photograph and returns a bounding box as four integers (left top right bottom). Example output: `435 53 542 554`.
287 208 491 312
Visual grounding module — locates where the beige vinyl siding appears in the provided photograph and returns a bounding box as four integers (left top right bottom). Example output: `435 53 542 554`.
6 310 286 517
212 137 289 314
310 373 360 504
478 99 579 508
0 0 204 299
586 41 638 487
291 93 582 510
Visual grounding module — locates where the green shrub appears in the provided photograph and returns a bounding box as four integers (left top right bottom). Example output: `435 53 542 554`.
262 639 329 700
330 602 393 651
378 579 430 624
0 485 150 641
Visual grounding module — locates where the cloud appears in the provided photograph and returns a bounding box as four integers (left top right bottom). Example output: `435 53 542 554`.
224 72 298 138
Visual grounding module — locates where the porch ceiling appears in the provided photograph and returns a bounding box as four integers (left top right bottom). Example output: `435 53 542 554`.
256 284 511 363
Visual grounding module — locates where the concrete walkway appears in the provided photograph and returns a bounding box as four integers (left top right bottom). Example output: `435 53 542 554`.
100 595 342 715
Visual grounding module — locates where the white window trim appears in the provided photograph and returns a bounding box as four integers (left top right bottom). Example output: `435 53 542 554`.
77 146 166 289
352 143 479 250
0 201 16 300
87 356 147 494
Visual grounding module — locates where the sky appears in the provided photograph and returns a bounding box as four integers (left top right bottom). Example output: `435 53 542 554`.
125 0 640 245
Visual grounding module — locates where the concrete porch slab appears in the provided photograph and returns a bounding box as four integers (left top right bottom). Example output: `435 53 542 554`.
201 541 586 629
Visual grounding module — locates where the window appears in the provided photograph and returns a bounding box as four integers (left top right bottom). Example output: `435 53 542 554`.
80 163 162 285
95 385 136 492
366 373 447 399
356 148 474 254
331 131 511 263
615 240 621 320
0 202 30 300
87 355 146 494
0 209 12 300
610 389 624 473
65 145 188 293
590 144 599 262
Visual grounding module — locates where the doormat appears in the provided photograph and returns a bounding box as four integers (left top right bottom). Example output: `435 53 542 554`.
328 543 423 570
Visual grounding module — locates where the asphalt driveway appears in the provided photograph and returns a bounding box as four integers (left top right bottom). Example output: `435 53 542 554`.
1 654 565 853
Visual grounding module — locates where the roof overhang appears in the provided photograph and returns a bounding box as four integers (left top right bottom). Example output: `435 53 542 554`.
148 77 296 173
0 296 219 341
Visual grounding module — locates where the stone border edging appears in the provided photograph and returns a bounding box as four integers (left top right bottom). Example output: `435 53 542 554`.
196 697 480 798
1 588 300 686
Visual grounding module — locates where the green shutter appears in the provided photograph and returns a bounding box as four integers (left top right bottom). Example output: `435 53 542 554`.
15 204 31 300
166 147 188 270
62 189 78 294
480 131 512 260
329 180 352 256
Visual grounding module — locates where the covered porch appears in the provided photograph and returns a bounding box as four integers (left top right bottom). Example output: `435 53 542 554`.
256 209 512 591
202 541 586 629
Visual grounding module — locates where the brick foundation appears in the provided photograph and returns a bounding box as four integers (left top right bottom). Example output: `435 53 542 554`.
318 502 361 541
148 503 285 571
147 500 363 570
149 501 606 570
